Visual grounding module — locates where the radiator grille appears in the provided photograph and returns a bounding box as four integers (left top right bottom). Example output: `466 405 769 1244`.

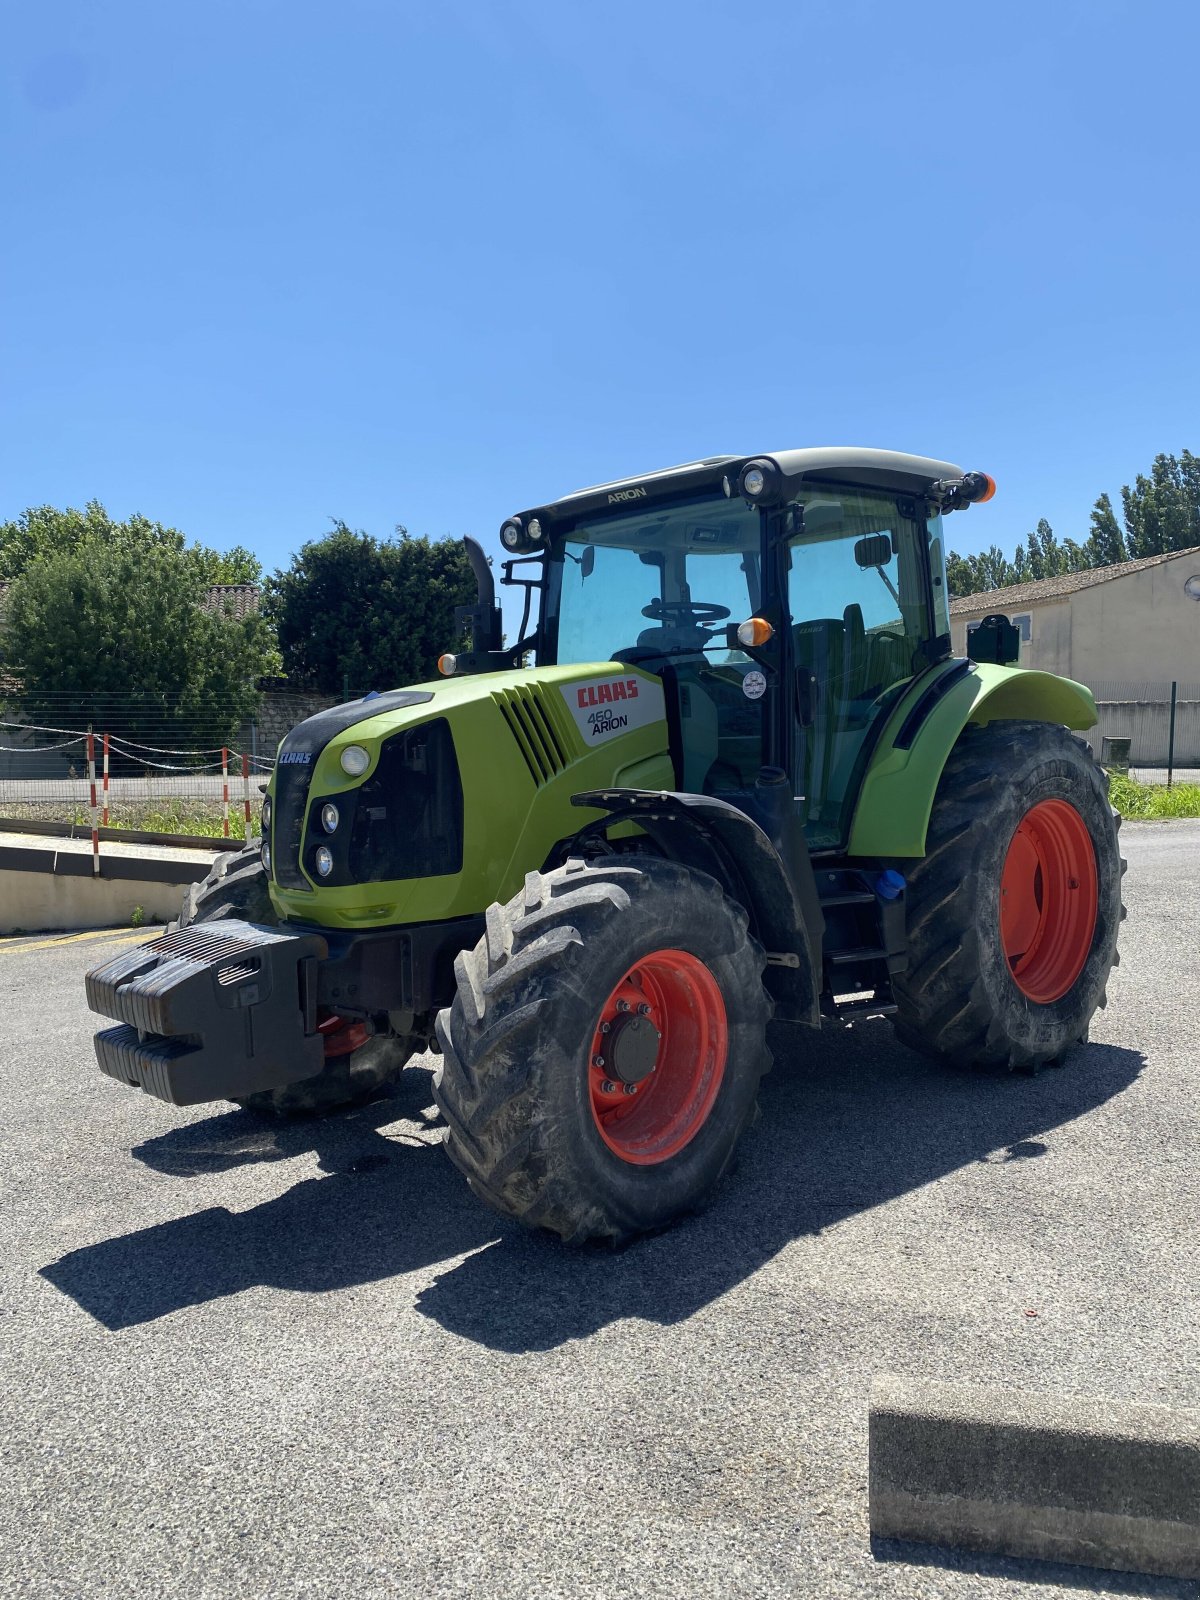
496 685 571 785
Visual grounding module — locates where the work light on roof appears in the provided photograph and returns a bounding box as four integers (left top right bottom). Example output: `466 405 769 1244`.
500 519 524 550
737 458 784 506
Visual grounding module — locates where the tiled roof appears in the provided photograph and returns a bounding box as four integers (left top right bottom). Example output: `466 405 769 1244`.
949 546 1200 615
200 584 261 618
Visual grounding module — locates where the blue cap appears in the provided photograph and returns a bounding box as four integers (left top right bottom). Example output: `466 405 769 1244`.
875 868 906 901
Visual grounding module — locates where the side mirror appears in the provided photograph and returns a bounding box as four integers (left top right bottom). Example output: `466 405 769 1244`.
854 534 893 570
580 546 595 581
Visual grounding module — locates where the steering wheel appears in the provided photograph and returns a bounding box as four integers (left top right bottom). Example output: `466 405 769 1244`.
641 599 731 625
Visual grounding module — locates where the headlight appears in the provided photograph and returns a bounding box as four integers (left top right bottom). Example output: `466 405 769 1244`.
340 745 370 776
261 795 272 831
261 840 271 871
527 517 543 541
315 845 333 877
742 466 765 497
321 802 339 834
500 518 523 549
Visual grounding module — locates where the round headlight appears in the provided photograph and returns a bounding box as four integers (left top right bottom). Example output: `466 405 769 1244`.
438 653 457 676
321 802 339 834
500 519 523 550
261 795 271 831
261 840 271 872
315 845 333 878
340 745 370 777
738 458 783 504
527 517 543 541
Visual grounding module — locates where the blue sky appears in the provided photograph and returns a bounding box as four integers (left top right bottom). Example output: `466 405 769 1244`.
3 0 1197 633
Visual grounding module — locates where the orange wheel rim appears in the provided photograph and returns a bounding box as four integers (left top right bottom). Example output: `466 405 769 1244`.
1000 800 1098 1003
588 949 728 1166
317 1013 370 1057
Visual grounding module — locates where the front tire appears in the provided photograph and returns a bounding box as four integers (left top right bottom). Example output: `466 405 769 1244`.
434 856 773 1244
892 720 1124 1070
179 844 415 1114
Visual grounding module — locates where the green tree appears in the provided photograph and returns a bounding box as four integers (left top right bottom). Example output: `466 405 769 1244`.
2 540 277 748
0 501 261 585
1120 451 1200 558
264 522 478 694
1085 493 1127 566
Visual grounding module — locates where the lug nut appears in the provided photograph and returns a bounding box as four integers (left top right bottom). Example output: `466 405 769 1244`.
592 1055 605 1068
636 1003 651 1016
599 1021 611 1034
600 1080 618 1095
616 999 630 1012
623 1083 638 1096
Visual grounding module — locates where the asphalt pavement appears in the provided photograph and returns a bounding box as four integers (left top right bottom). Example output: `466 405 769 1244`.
2 824 1199 1600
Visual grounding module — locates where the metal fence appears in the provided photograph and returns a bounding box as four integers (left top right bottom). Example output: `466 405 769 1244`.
0 719 275 851
1084 681 1200 786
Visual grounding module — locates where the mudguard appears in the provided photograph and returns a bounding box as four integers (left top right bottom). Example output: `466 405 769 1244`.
848 661 1098 859
572 788 824 1026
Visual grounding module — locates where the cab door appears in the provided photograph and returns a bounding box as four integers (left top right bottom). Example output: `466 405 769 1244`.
786 490 937 848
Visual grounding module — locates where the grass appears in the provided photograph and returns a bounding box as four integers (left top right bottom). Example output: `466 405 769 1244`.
1 800 252 840
1108 772 1200 820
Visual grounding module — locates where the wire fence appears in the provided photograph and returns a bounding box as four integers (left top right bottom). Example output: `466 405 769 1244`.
0 719 276 867
1085 681 1200 786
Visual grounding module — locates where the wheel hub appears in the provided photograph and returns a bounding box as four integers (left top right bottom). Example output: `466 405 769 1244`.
607 1012 662 1084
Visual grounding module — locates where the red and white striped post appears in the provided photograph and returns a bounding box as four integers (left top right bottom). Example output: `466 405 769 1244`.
241 753 252 836
101 733 110 827
87 731 100 875
221 747 231 838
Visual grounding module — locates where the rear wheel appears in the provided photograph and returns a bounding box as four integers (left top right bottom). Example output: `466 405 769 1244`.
892 720 1124 1070
179 844 415 1114
434 856 772 1243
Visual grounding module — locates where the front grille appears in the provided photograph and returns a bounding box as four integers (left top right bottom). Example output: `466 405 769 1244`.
273 753 314 889
343 719 463 884
496 685 570 785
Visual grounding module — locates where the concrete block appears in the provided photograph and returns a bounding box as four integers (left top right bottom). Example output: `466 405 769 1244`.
0 867 186 934
870 1374 1200 1581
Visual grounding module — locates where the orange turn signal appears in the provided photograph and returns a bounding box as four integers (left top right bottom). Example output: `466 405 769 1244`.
437 653 457 676
736 617 775 648
976 472 997 503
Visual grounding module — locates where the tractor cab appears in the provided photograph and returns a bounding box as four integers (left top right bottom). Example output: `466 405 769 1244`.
498 448 990 852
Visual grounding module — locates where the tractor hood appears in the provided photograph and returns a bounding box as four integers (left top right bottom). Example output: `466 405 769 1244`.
265 663 674 930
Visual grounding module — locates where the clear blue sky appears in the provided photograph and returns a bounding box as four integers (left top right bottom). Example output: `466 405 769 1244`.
3 0 1197 631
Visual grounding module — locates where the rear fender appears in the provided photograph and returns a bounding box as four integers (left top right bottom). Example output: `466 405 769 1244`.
572 788 823 1026
848 661 1098 859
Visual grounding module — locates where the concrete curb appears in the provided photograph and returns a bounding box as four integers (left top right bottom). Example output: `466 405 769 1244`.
0 836 213 933
869 1374 1200 1581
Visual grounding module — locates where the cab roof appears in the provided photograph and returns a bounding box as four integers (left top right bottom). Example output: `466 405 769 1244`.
536 447 965 523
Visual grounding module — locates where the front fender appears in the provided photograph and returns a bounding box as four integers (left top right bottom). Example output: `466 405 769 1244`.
847 661 1097 859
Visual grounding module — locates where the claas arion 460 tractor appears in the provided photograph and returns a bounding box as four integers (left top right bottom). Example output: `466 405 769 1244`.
85 448 1124 1243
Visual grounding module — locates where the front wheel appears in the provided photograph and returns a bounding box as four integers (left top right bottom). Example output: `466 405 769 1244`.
892 720 1125 1070
434 856 773 1244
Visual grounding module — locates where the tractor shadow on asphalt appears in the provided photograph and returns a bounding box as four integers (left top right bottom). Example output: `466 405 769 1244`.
41 1022 1144 1341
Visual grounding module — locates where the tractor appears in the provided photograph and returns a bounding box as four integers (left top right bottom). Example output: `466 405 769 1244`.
85 448 1125 1243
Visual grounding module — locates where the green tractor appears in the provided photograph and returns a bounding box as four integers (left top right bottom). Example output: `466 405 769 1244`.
86 448 1124 1242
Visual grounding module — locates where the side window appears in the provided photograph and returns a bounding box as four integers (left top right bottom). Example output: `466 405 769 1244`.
927 514 951 637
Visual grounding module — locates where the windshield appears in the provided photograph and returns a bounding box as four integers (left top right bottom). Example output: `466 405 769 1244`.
550 494 761 666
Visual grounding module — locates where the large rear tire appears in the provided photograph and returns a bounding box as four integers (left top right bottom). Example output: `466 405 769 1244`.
178 845 415 1114
892 720 1125 1070
433 856 773 1244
